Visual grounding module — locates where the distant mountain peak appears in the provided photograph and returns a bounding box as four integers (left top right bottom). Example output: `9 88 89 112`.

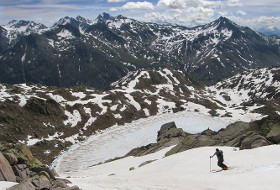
55 16 76 26
214 16 237 27
5 20 47 29
97 12 115 22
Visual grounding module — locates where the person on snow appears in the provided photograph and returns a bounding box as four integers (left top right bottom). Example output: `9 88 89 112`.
210 148 228 170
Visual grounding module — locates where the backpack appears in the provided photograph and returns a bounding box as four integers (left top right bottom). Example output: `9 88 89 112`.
217 150 224 160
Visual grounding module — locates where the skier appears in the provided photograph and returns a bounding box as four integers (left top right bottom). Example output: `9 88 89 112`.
210 148 228 170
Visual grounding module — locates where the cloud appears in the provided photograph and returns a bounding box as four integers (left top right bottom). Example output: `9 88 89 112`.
110 1 154 11
218 11 228 16
236 10 246 16
156 0 222 9
157 0 185 9
107 0 127 3
228 16 280 31
122 1 154 9
109 7 119 11
145 6 214 26
227 0 242 7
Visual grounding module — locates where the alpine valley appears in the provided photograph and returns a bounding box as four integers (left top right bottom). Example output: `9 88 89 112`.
0 13 280 190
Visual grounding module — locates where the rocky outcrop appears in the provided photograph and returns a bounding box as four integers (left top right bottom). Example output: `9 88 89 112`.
0 144 81 190
4 153 18 165
0 152 16 182
240 133 270 149
124 117 279 158
126 122 188 157
7 181 35 190
266 124 280 143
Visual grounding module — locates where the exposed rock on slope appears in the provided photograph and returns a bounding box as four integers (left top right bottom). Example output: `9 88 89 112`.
124 116 280 158
0 143 80 190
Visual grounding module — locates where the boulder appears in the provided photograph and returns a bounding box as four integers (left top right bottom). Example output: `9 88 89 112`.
240 133 270 149
31 166 56 180
12 164 30 182
165 134 221 157
266 124 280 143
3 153 18 165
51 179 68 188
225 134 247 147
39 171 50 180
7 181 35 190
51 168 60 177
0 152 16 182
216 121 252 142
67 185 80 190
157 122 177 139
157 122 188 144
29 175 51 189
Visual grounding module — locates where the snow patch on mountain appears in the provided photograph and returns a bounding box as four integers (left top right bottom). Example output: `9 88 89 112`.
64 110 82 127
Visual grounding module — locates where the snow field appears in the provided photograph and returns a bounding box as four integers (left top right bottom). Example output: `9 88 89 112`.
63 146 280 190
54 111 231 173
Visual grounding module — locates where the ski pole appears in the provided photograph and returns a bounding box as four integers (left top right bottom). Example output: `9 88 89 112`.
210 157 211 172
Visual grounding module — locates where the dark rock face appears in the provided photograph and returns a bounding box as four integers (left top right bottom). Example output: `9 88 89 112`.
240 133 270 149
266 124 280 143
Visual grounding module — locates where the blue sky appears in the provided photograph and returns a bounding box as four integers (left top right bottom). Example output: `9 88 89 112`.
0 0 279 33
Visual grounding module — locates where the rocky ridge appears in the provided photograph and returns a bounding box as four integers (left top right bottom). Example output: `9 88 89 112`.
0 143 80 190
124 115 280 160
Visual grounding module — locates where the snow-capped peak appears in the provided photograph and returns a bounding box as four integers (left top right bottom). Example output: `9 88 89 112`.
96 12 115 22
54 16 76 27
3 20 47 33
1 20 47 44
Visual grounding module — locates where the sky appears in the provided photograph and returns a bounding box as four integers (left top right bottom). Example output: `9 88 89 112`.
0 0 279 33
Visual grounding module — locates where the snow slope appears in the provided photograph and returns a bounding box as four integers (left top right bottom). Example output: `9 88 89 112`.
59 145 280 190
54 111 231 173
0 182 18 190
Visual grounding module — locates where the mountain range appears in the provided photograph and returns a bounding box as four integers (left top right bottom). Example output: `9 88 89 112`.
0 13 280 89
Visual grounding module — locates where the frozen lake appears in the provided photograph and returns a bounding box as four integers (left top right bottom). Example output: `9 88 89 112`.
54 110 232 173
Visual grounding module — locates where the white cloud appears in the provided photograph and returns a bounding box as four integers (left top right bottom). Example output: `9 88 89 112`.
157 0 185 9
145 6 214 26
228 16 280 31
109 7 119 11
227 0 242 7
218 11 228 16
107 0 127 3
157 0 222 9
122 1 154 10
237 10 246 16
